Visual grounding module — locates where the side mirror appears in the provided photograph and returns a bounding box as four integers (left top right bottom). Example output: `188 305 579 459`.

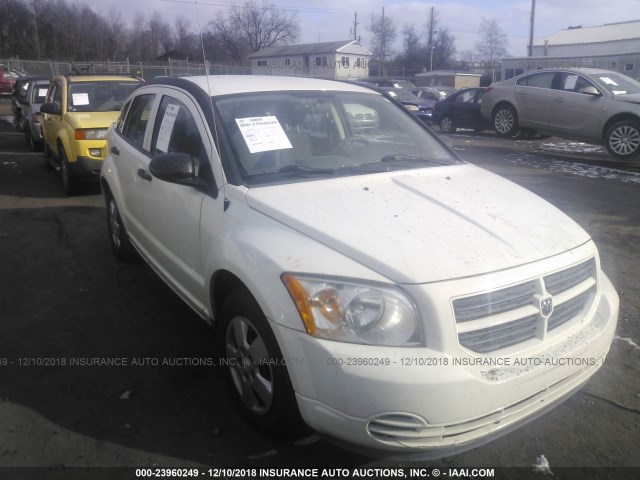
579 86 601 96
149 152 208 188
40 102 61 115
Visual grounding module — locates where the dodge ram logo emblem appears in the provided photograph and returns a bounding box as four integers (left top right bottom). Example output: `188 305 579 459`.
540 297 553 318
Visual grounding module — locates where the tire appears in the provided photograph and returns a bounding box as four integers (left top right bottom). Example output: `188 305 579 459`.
43 142 55 170
439 115 456 133
60 147 78 196
26 130 42 152
106 190 135 262
492 104 519 138
605 120 640 160
218 289 305 436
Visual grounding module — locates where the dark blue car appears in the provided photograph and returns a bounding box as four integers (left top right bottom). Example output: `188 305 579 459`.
432 87 492 133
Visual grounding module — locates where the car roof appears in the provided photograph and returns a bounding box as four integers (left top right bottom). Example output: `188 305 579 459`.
56 74 141 83
515 67 623 78
176 75 382 96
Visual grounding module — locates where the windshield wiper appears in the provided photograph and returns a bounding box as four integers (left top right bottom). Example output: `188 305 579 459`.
380 154 454 166
277 164 335 174
243 164 335 179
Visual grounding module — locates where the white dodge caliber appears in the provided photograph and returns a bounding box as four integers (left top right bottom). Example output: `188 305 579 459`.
101 75 618 458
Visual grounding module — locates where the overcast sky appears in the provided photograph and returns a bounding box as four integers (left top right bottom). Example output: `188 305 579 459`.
89 0 639 58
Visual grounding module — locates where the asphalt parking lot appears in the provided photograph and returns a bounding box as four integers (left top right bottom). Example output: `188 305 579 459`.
0 95 639 479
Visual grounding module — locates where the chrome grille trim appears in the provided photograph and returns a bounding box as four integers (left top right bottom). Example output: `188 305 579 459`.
454 258 597 353
544 258 596 295
453 281 536 322
458 314 538 353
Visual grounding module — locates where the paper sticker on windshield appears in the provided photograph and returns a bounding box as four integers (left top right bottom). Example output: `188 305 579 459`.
38 88 48 97
235 116 292 154
156 104 180 153
72 93 89 106
600 77 618 86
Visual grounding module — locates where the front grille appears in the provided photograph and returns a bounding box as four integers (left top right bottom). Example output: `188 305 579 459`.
454 258 597 353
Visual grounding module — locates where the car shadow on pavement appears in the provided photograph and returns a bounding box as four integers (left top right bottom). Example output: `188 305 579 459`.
0 205 365 467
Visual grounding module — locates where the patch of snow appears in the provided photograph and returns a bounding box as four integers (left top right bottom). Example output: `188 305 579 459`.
508 155 640 185
614 335 640 350
537 142 607 155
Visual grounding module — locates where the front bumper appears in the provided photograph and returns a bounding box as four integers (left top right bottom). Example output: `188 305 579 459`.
274 271 618 457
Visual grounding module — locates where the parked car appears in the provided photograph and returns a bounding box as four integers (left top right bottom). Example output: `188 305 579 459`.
12 75 50 132
380 87 435 123
0 65 20 94
20 79 51 151
433 87 492 133
40 73 142 194
413 86 456 101
481 68 640 159
358 78 416 90
101 74 618 458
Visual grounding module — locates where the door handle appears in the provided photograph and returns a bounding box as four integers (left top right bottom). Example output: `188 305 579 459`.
110 145 120 155
554 96 564 102
137 169 152 181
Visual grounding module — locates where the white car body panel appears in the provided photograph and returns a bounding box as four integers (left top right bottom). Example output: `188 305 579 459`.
246 164 590 284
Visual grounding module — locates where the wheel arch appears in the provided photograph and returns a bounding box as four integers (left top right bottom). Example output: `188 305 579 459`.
209 270 251 325
491 101 517 119
602 113 640 141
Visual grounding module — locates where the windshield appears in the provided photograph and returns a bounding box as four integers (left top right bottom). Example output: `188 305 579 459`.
67 81 140 112
215 90 459 185
593 72 640 95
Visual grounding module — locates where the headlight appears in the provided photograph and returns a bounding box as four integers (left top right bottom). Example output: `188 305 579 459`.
75 128 108 140
282 273 422 347
404 104 419 111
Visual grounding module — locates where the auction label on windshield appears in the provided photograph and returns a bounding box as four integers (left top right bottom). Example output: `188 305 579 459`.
235 116 292 154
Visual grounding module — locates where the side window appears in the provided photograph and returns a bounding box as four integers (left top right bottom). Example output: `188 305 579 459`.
116 98 133 133
151 96 206 163
455 91 476 103
47 82 61 106
554 73 596 94
516 72 554 89
122 94 156 149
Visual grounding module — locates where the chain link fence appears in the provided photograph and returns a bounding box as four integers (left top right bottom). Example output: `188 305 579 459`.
1 58 252 80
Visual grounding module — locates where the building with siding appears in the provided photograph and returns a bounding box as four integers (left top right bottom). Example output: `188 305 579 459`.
501 20 640 80
248 40 372 79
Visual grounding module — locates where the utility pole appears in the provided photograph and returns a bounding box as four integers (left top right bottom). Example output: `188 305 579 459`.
352 12 359 41
528 0 536 57
380 7 385 77
428 6 435 71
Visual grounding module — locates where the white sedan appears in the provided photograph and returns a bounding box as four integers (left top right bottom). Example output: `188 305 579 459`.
101 75 618 458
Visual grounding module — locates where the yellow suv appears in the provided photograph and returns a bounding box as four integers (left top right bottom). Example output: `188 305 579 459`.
41 74 142 195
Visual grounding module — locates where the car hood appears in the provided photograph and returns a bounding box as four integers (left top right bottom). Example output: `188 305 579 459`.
245 164 590 284
65 111 120 129
613 93 640 105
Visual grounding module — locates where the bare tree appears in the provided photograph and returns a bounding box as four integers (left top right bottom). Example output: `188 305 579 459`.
368 11 396 76
432 27 456 70
233 0 299 53
400 25 422 68
475 17 508 64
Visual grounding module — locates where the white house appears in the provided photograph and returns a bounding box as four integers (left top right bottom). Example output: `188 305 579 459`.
248 40 372 79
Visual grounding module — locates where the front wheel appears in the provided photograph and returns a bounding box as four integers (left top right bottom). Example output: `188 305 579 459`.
60 147 78 196
605 120 640 159
106 191 135 262
492 105 519 138
219 289 305 436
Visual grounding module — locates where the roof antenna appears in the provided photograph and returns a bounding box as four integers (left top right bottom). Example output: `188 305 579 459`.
195 0 230 211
